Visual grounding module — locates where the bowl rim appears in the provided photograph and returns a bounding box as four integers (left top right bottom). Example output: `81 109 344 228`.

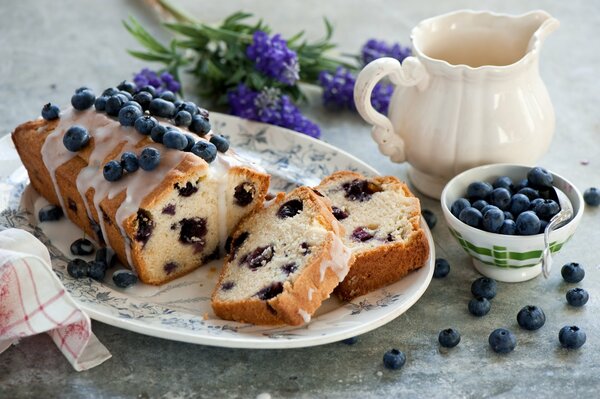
440 163 585 242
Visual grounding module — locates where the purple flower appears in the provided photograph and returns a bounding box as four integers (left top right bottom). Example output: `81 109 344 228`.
361 39 411 65
228 84 320 138
318 67 393 114
246 31 300 85
133 68 181 94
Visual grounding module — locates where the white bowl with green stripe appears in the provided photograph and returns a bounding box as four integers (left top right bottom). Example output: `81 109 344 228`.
441 164 584 282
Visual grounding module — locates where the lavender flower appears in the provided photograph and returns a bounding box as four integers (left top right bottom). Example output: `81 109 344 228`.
361 39 411 65
318 67 393 114
246 31 300 85
228 84 320 138
133 68 181 94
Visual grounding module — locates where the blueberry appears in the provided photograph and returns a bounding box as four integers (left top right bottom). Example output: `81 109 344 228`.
88 260 107 281
351 227 374 242
150 124 167 143
137 85 157 97
433 258 450 278
480 204 498 216
67 258 89 279
117 80 137 94
458 207 482 228
189 115 211 135
517 305 546 330
173 110 192 127
341 337 358 345
133 91 153 110
38 205 63 222
561 262 585 283
41 103 60 120
134 115 158 136
277 199 303 219
471 277 497 299
209 135 230 153
529 197 544 210
160 90 176 102
183 134 195 152
139 147 161 171
112 270 138 288
234 183 256 207
438 328 461 348
468 296 491 316
566 288 589 307
533 199 560 221
71 89 96 110
149 98 176 118
118 104 143 127
95 247 116 268
513 178 529 192
509 193 530 216
499 219 517 235
102 87 119 97
489 188 511 210
63 125 90 152
488 328 516 354
493 176 513 191
515 211 541 235
105 94 126 116
70 238 95 256
503 211 514 220
94 96 108 111
517 187 540 201
450 198 470 218
538 219 549 234
482 207 505 233
191 141 217 163
527 166 553 188
103 160 123 182
383 349 406 370
254 282 283 300
421 209 437 229
467 181 493 200
583 187 600 207
177 101 198 116
120 152 139 173
118 91 133 101
559 325 586 349
472 199 489 212
163 129 188 150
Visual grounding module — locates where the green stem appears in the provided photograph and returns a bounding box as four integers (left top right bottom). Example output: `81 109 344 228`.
157 0 198 24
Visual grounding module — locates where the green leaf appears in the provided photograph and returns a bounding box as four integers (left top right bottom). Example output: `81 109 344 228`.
123 17 169 54
126 50 174 63
163 22 206 39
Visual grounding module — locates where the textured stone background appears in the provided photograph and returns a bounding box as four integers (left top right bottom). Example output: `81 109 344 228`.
1 0 599 398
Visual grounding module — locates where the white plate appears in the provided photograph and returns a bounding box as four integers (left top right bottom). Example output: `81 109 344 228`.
0 113 434 349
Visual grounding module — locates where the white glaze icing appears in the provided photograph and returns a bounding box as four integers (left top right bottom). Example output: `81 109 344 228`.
307 287 315 301
319 233 352 283
297 308 311 324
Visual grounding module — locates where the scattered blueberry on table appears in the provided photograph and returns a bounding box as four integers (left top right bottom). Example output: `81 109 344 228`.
88 260 108 281
383 349 406 370
70 238 95 256
488 328 516 354
561 262 585 283
468 296 491 317
566 288 589 307
433 258 450 278
38 205 63 222
67 258 90 279
471 277 497 300
583 187 600 207
113 270 138 288
421 209 437 229
559 325 586 349
438 328 461 348
341 337 358 345
516 305 546 330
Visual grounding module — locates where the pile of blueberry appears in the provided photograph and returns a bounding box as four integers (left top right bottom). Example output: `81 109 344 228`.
450 167 561 235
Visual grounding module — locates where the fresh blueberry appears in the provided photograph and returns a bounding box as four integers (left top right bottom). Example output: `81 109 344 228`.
118 104 143 127
468 296 491 316
94 96 108 111
139 147 161 171
458 207 482 228
559 325 586 349
189 115 211 135
88 260 107 281
38 205 63 222
160 90 176 102
450 198 470 218
561 262 585 283
63 125 90 152
538 219 549 234
527 166 553 188
383 349 406 370
488 328 516 354
517 187 540 201
493 176 513 191
41 103 60 120
120 152 139 173
177 101 198 116
421 209 437 229
67 258 90 279
467 181 493 200
341 337 358 345
124 100 142 111
499 219 517 235
103 160 123 182
183 134 195 152
133 91 153 110
163 129 188 150
438 328 461 348
517 305 546 330
509 193 530 216
472 199 489 212
95 247 116 268
112 270 138 288
583 187 600 207
480 204 498 216
489 188 511 210
71 89 96 110
529 197 544 210
118 90 133 101
191 141 217 163
209 135 230 153
503 211 514 221
515 211 541 235
173 110 192 127
70 238 95 256
137 85 157 97
513 178 529 192
566 288 589 307
173 100 182 110
534 199 560 221
433 258 450 278
471 277 497 299
149 98 176 118
150 124 167 143
482 207 505 233
102 87 119 97
105 94 126 116
134 115 158 136
117 80 137 94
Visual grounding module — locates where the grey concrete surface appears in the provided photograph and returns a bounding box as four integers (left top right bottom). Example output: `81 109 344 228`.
1 0 599 398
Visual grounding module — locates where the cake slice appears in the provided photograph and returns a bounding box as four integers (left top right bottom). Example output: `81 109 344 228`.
315 171 429 300
212 186 351 325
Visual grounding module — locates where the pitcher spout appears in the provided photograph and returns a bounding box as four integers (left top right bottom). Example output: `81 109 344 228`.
524 10 560 53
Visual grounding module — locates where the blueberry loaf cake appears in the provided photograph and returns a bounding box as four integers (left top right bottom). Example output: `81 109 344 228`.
316 171 429 300
12 85 269 285
212 186 351 325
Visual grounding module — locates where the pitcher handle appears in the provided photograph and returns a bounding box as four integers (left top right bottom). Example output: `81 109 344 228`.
354 57 429 163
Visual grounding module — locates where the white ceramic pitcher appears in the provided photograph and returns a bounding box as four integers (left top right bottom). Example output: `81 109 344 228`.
354 10 560 199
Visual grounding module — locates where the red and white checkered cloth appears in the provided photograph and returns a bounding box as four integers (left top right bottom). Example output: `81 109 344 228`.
0 228 111 371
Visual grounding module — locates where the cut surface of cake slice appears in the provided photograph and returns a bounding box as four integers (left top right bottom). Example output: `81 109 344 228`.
316 171 429 301
212 186 351 325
